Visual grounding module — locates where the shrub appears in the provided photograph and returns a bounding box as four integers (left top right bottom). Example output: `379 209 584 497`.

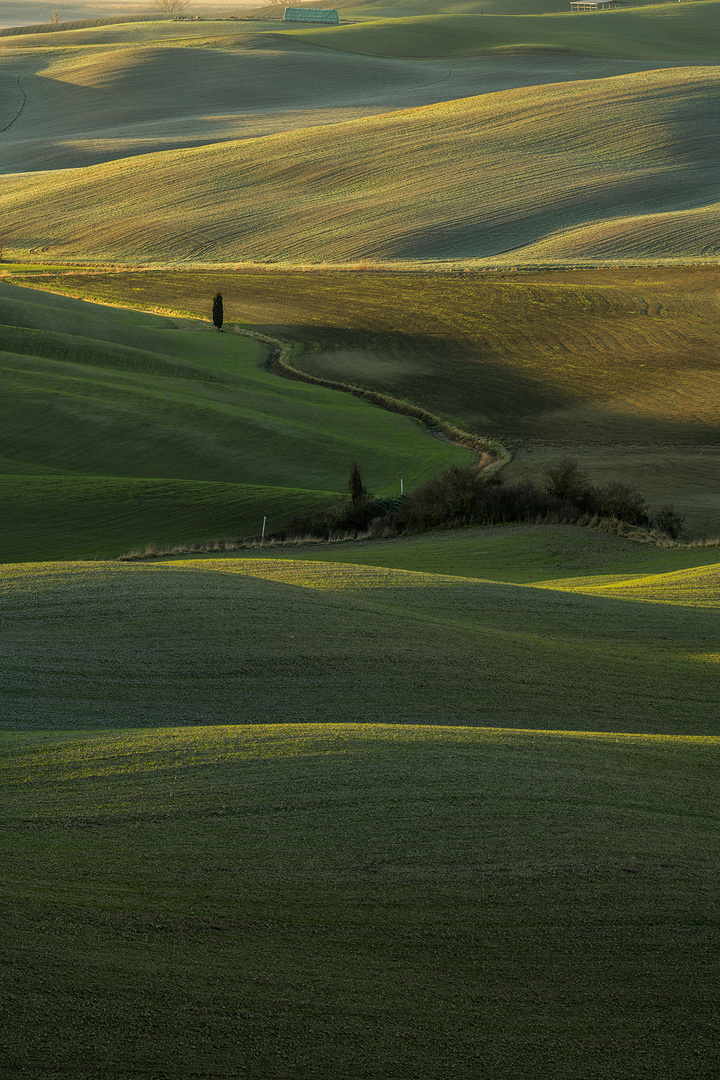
395 466 556 532
593 481 649 527
654 504 685 541
543 458 591 503
287 460 675 544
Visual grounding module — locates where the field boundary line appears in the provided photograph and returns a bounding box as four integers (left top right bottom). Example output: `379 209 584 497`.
0 73 28 133
235 326 511 476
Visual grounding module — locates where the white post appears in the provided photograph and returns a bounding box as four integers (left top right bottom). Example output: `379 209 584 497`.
400 479 404 496
262 516 267 540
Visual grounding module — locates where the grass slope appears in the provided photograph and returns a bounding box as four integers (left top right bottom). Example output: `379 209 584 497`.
338 0 590 14
3 723 720 1078
228 521 720 581
511 200 720 261
1 13 703 175
1 28 483 172
0 282 471 560
537 559 720 608
26 266 720 538
3 66 719 264
4 14 719 1076
0 475 338 564
294 3 720 59
3 544 720 733
250 0 611 18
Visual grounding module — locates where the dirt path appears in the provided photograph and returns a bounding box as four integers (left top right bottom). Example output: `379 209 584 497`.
244 326 510 475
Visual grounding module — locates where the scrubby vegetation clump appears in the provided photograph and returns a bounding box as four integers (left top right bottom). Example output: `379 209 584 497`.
288 459 685 542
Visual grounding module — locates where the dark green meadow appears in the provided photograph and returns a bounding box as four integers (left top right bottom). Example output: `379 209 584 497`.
2 537 720 735
0 475 334 564
240 520 720 582
3 724 720 1079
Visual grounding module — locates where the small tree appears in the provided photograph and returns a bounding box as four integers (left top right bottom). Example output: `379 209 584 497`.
212 292 224 332
49 10 61 22
151 0 190 12
543 457 590 503
349 462 367 508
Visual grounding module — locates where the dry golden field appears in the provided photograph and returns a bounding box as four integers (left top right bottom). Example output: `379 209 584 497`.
1 12 720 263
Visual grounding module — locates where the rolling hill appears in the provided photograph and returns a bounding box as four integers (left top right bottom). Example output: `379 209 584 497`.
0 17 696 173
22 265 720 538
4 719 720 1078
295 2 720 58
0 281 471 561
1 11 720 264
3 64 719 264
3 529 720 732
3 9 720 1079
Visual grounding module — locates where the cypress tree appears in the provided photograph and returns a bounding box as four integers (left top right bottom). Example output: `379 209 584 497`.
212 292 224 332
349 462 366 507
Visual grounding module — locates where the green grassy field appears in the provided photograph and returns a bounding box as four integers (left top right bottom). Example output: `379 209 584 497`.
3 722 720 1079
0 281 472 561
3 532 720 1073
225 520 720 580
3 533 720 733
20 266 720 538
3 8 720 1076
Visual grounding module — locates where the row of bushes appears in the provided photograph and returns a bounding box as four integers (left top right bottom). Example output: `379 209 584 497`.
287 459 686 541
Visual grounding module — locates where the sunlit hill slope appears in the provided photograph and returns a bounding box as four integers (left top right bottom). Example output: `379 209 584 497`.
28 265 720 539
296 2 720 59
3 65 719 264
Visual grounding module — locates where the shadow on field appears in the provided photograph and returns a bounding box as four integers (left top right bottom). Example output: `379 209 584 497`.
257 322 720 447
255 322 569 429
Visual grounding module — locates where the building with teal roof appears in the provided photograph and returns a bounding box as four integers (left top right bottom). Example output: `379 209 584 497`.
283 8 340 23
